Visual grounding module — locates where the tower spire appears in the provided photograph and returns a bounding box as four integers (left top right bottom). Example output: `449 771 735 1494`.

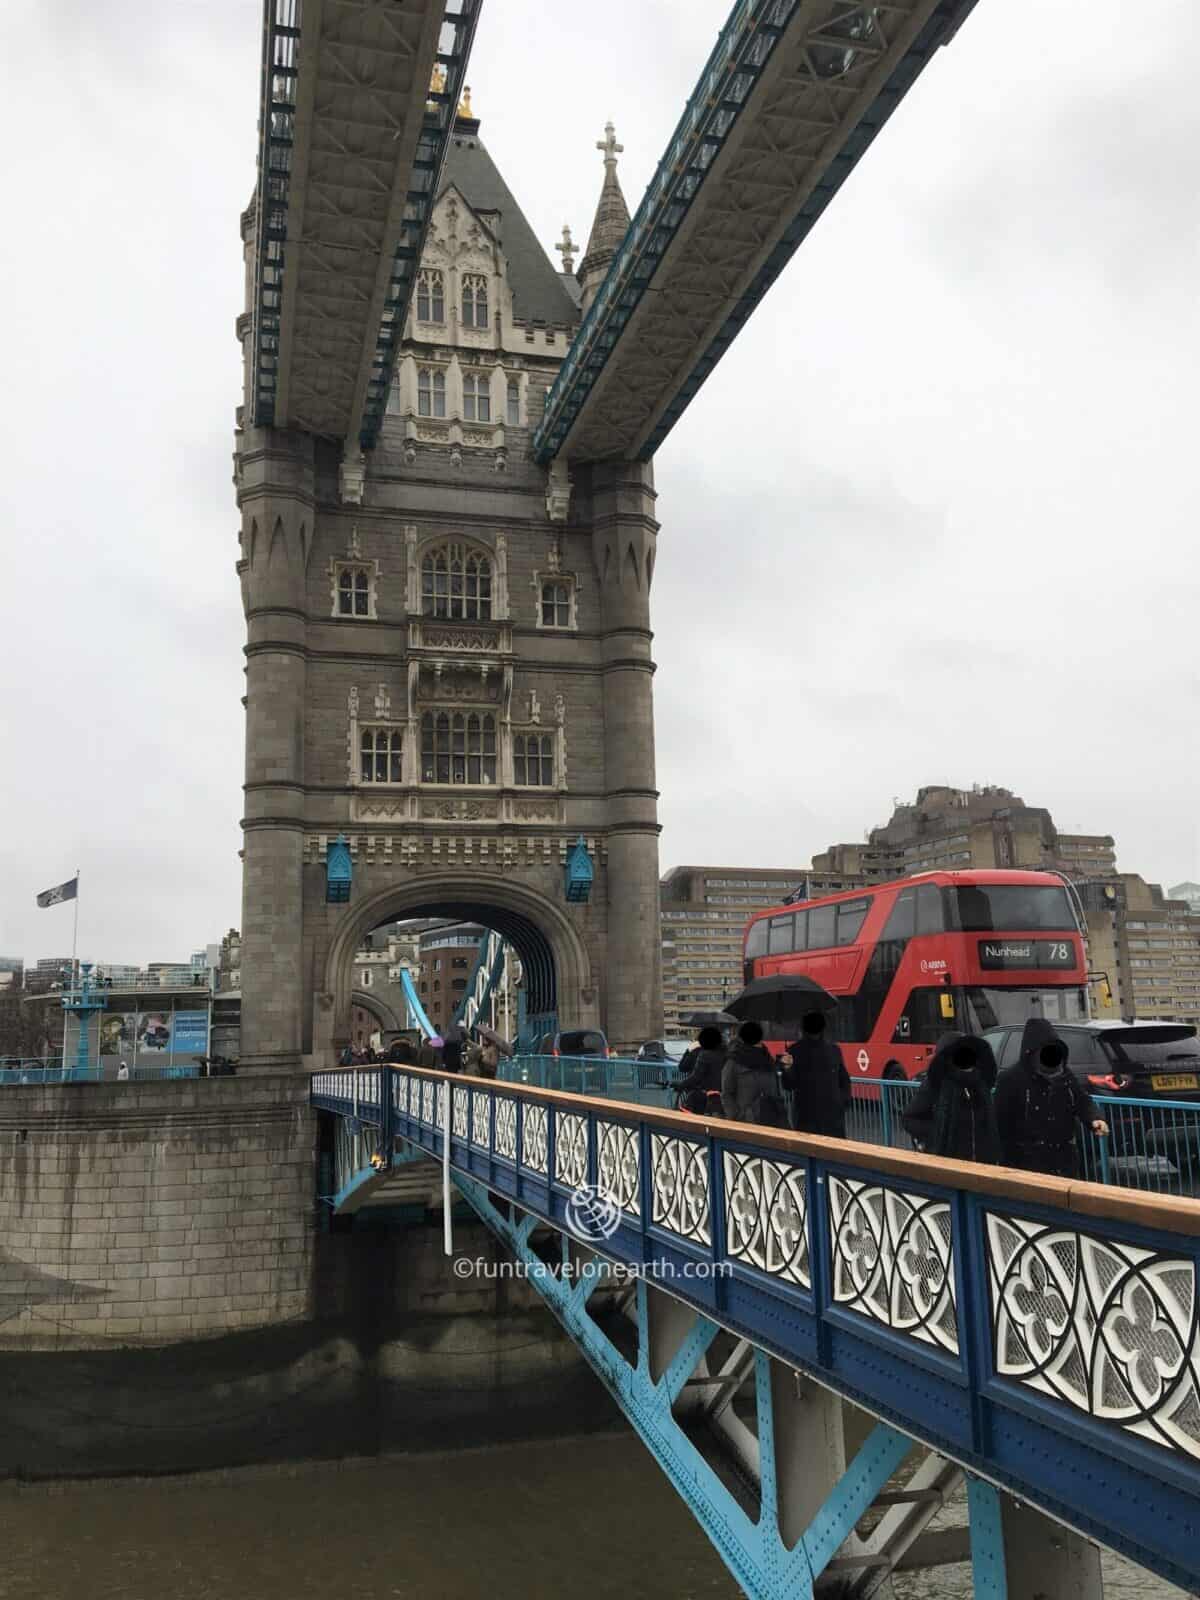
577 120 630 314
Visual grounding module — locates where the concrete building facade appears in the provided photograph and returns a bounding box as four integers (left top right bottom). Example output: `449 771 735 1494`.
235 108 663 1067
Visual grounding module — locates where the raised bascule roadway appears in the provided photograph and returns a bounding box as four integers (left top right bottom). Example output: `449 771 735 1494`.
236 1 1198 1594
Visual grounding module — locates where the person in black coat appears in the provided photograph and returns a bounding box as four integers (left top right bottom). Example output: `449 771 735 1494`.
441 1022 465 1074
902 1032 1001 1164
994 1017 1109 1178
672 1026 727 1113
721 1022 785 1126
779 1011 851 1137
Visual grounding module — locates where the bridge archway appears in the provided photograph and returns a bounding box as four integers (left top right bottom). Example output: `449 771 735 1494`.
318 872 594 1057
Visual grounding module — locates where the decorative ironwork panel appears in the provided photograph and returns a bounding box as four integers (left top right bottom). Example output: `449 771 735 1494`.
494 1096 517 1161
987 1213 1200 1461
651 1135 710 1246
471 1088 490 1148
399 1075 413 1115
829 1177 958 1355
453 1085 469 1140
597 1121 641 1217
421 1081 435 1125
555 1112 588 1189
722 1151 809 1287
436 1081 448 1127
521 1104 548 1174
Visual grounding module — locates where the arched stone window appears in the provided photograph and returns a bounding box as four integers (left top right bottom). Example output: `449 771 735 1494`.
421 710 497 785
421 541 492 621
514 732 554 787
463 372 490 422
418 367 446 417
462 273 488 329
416 268 444 323
506 377 520 425
337 566 371 617
360 727 402 783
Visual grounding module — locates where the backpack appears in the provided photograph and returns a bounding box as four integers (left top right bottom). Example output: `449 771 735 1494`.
746 1087 786 1128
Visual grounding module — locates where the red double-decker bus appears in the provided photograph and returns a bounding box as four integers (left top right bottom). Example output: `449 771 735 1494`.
743 869 1089 1080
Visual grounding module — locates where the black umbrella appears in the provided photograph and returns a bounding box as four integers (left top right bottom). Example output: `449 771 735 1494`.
475 1024 515 1058
683 1010 737 1030
725 976 837 1026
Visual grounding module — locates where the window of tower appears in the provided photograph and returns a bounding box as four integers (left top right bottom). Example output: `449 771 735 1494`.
421 711 497 786
514 732 554 787
462 274 489 329
421 542 492 621
463 372 491 422
418 367 446 417
416 269 444 323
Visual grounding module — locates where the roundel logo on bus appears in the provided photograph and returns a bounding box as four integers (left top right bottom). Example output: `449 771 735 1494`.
856 1049 870 1073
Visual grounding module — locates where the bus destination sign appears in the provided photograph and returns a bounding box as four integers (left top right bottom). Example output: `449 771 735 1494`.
978 938 1076 971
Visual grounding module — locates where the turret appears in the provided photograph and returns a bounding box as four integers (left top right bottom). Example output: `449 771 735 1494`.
577 122 630 314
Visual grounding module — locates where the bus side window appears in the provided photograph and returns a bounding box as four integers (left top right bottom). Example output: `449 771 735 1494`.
767 915 795 956
807 905 836 949
745 921 768 961
792 910 807 951
915 885 943 936
882 889 916 940
894 987 946 1045
836 898 869 945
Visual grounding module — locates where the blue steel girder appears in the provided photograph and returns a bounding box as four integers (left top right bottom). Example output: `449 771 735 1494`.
532 0 981 466
310 1065 1200 1593
251 0 480 448
452 929 506 1030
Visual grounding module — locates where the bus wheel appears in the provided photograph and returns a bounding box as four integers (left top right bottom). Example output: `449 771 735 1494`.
882 1062 905 1082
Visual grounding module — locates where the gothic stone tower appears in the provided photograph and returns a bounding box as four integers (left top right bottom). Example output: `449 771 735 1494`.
235 107 663 1069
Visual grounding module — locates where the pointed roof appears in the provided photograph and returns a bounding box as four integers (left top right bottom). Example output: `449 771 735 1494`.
579 121 630 285
441 132 579 327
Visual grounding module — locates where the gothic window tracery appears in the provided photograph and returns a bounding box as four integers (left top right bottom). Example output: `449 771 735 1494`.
540 580 574 629
463 372 491 422
416 269 444 323
336 565 371 617
421 542 492 621
360 726 403 783
421 711 497 785
418 367 446 417
461 274 489 329
506 378 520 425
514 732 554 787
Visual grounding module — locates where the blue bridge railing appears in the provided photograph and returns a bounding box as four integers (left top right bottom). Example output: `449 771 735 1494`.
310 1063 1200 1594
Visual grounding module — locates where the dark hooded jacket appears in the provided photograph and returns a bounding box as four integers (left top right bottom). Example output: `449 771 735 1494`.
781 1033 851 1137
901 1032 1001 1164
674 1047 727 1101
993 1018 1097 1177
441 1023 465 1074
721 1043 784 1125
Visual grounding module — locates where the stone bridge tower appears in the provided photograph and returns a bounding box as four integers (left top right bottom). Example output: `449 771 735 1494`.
235 102 662 1069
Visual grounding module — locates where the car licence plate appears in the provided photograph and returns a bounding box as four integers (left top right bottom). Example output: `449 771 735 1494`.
1152 1073 1199 1092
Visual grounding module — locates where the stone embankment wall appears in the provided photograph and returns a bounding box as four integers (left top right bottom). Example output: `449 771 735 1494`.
0 1078 613 1477
0 1077 313 1346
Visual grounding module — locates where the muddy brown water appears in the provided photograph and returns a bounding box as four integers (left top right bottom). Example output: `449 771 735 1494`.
1 1431 1192 1599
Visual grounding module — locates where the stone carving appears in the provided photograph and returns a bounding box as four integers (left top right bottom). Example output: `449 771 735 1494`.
423 629 500 652
597 1121 640 1218
651 1134 711 1247
547 542 561 574
723 1153 809 1288
829 1177 958 1355
339 450 365 505
348 686 359 717
374 684 391 719
554 693 565 726
546 458 571 522
528 690 541 725
987 1214 1200 1461
514 802 559 822
421 799 498 821
347 523 362 559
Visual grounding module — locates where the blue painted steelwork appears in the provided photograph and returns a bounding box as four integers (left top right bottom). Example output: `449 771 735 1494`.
398 968 437 1038
532 0 981 465
967 1476 1008 1598
450 1171 915 1599
310 1065 1200 1592
358 1 481 451
325 834 352 903
564 837 594 903
452 928 506 1030
61 963 107 1081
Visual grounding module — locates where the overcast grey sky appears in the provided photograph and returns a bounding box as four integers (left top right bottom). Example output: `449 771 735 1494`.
1 0 1196 966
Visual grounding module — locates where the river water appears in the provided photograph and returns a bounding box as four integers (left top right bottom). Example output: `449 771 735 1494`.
2 1431 1192 1599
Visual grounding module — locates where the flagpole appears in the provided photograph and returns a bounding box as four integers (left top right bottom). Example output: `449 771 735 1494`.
71 867 80 989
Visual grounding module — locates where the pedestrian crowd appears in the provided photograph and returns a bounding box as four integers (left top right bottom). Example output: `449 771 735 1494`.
338 1020 503 1079
671 1013 1109 1178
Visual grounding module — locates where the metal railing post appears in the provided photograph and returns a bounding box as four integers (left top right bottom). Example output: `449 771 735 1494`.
880 1082 895 1148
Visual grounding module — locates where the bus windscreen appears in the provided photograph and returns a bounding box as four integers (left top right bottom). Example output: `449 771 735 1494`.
950 884 1075 933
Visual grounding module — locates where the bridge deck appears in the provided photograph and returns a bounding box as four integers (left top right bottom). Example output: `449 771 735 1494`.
313 1064 1200 1594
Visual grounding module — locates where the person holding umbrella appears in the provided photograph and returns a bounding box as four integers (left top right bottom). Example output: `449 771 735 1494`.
671 1026 727 1115
779 1011 851 1138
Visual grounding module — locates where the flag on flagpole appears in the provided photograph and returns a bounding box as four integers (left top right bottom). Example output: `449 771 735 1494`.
36 876 78 909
